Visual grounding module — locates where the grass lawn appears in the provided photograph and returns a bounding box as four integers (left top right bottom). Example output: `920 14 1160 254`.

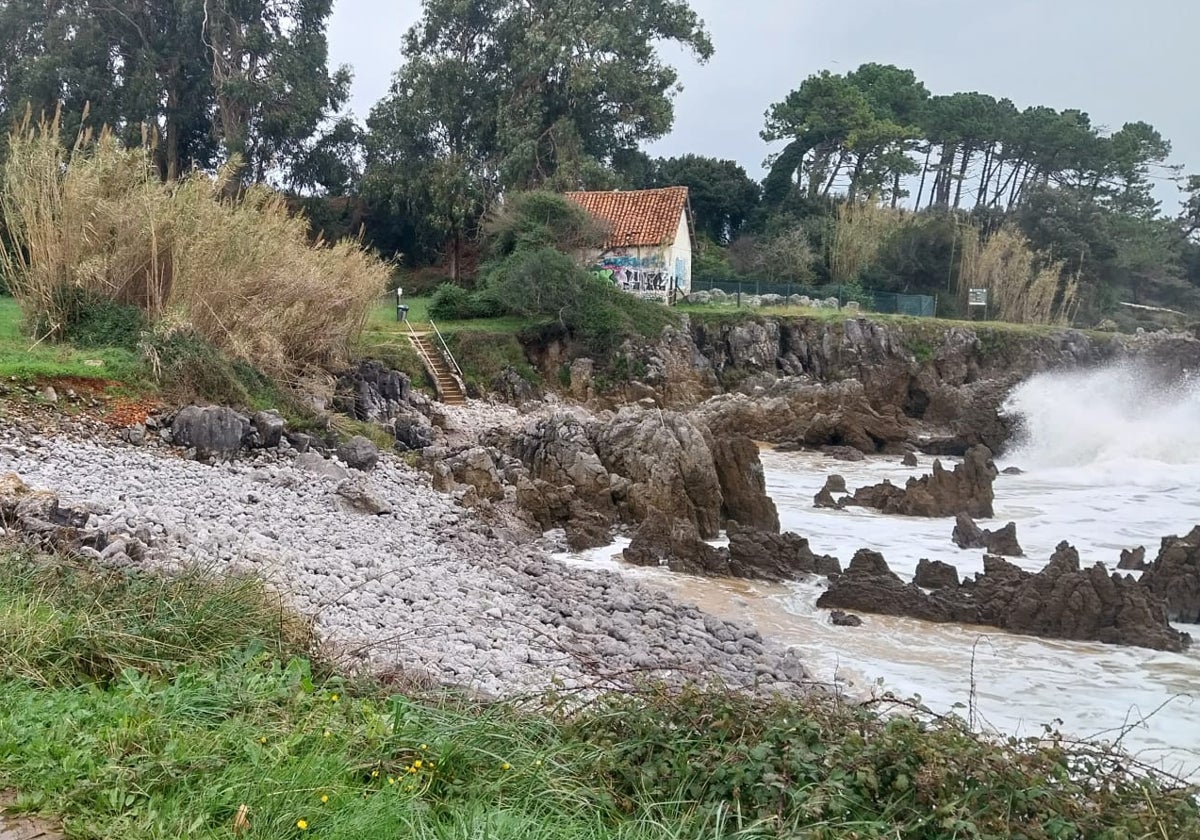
366 298 533 336
0 297 145 385
0 548 1196 840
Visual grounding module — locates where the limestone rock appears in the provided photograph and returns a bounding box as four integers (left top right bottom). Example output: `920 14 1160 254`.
393 413 436 451
1140 527 1200 623
444 447 506 502
816 550 951 623
1117 546 1147 571
951 513 1023 556
845 445 997 518
592 407 723 538
829 610 863 627
724 523 840 581
709 435 779 533
914 558 960 589
622 510 725 575
336 478 392 515
294 452 350 482
336 360 411 423
251 410 286 448
170 406 251 461
337 436 380 472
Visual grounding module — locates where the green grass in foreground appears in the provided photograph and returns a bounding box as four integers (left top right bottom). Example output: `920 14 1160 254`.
0 548 1196 840
0 296 144 384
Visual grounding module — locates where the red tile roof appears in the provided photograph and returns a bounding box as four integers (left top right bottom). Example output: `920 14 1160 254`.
565 187 689 249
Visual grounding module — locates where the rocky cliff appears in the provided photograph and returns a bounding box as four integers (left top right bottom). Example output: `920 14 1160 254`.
585 315 1200 455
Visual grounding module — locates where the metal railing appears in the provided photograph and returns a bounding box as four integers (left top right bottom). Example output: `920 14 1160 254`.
687 278 937 317
429 319 467 395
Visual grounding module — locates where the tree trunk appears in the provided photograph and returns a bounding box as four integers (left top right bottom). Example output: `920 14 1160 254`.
953 147 972 208
975 147 993 208
914 145 932 209
821 150 847 197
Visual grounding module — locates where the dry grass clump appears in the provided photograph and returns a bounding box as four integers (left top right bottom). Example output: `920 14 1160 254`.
958 226 1079 325
0 115 386 380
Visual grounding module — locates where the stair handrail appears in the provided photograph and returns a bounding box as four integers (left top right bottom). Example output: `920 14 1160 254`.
428 319 468 397
405 320 446 399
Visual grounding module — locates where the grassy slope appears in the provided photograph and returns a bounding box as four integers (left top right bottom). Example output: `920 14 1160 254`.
0 549 1196 840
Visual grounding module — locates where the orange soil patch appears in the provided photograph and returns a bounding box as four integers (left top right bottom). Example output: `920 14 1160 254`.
105 397 160 427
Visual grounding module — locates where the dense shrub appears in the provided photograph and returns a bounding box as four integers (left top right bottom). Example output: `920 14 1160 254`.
428 282 499 321
38 286 147 349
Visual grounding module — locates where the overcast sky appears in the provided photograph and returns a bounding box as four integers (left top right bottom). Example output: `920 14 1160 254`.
328 0 1200 210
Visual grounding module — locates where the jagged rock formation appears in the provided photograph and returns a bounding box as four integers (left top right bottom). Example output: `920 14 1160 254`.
1118 546 1147 571
952 513 1023 556
1140 528 1200 623
488 408 779 547
817 544 1189 652
710 436 780 532
841 446 998 518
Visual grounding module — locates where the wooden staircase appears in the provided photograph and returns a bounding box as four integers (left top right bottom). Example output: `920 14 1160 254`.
408 330 467 405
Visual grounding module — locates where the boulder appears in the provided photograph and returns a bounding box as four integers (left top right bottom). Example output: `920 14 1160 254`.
724 522 840 581
393 413 436 451
709 435 779 533
170 406 251 461
1117 546 1147 571
337 436 380 472
336 360 412 423
845 445 997 518
251 410 286 448
294 452 350 482
1140 527 1200 623
492 367 540 404
444 447 506 502
914 558 960 589
335 477 392 515
622 510 726 575
821 445 865 462
813 474 847 510
829 610 863 627
951 513 1023 556
902 452 919 468
563 502 613 551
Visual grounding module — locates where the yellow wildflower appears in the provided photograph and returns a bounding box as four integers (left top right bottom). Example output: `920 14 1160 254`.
502 762 511 771
320 795 329 804
413 760 422 769
388 777 396 785
371 769 380 778
296 819 309 831
258 736 267 744
331 693 339 702
420 743 428 751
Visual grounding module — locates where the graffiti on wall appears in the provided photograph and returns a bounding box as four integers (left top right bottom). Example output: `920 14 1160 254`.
588 250 676 294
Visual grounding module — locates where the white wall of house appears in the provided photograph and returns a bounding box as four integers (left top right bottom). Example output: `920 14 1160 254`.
580 209 693 304
667 208 692 298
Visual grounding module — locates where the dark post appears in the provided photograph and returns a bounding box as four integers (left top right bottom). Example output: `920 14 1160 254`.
737 281 742 308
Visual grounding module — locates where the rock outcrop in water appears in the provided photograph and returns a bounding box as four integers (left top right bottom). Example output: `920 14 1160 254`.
1140 527 1200 623
623 516 839 583
840 445 998 518
952 513 1023 556
817 544 1189 652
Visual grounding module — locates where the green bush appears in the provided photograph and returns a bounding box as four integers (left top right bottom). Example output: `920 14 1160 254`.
34 286 147 350
428 283 498 321
140 327 279 408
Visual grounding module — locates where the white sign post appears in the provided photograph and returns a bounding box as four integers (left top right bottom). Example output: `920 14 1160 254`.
967 288 988 321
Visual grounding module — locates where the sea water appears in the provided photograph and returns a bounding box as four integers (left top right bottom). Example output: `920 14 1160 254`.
563 363 1200 779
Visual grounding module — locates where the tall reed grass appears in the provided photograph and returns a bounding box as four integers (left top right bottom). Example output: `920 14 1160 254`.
958 226 1079 325
829 201 912 285
0 115 387 380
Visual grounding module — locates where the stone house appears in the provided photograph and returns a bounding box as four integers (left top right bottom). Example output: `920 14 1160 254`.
564 186 694 303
